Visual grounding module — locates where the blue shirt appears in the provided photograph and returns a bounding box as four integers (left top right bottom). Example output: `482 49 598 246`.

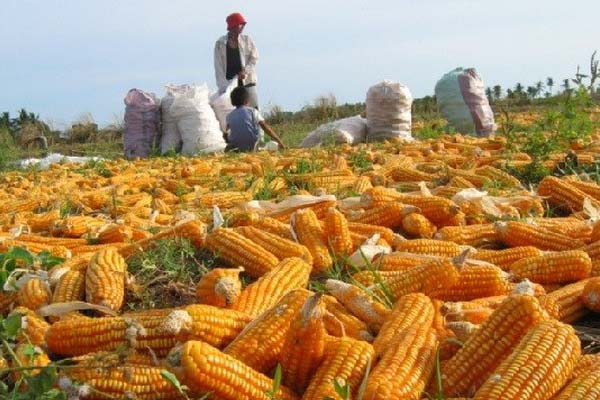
226 106 263 151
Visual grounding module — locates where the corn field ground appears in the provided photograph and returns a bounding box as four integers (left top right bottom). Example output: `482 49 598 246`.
1 90 600 399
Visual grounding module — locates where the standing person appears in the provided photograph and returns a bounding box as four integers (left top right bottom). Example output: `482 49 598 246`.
214 12 260 109
225 86 286 152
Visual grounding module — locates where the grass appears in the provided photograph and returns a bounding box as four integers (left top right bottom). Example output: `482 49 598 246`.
125 238 212 310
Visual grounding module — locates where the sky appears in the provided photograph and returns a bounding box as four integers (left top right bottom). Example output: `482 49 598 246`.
2 0 600 128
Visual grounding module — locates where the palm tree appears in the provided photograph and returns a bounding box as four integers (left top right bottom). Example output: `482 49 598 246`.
527 86 537 99
535 81 544 98
506 88 515 99
546 77 554 95
562 79 571 93
493 85 502 100
515 83 524 95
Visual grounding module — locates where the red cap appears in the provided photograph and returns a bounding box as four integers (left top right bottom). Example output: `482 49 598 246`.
226 13 247 30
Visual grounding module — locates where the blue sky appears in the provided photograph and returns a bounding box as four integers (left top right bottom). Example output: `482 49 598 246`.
2 0 599 128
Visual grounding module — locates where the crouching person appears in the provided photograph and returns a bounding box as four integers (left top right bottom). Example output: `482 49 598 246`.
225 86 287 152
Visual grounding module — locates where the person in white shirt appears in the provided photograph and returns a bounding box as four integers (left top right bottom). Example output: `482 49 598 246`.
214 12 260 108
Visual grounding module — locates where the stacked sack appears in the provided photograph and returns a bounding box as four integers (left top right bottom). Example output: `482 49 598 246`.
300 115 367 148
123 89 160 159
435 67 496 136
160 84 226 155
366 80 413 142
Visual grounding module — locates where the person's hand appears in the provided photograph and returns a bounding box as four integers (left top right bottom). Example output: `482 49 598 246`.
238 69 247 80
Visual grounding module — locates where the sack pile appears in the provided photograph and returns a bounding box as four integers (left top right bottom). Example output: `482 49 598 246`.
435 67 496 136
366 80 413 142
300 115 367 148
123 89 160 159
166 84 227 155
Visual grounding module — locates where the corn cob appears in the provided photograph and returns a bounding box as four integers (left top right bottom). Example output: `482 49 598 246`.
538 175 600 212
0 198 45 214
51 215 107 238
95 223 133 244
16 277 51 310
52 269 86 304
373 251 442 272
322 295 374 342
509 250 591 284
364 325 437 400
11 234 87 248
291 208 332 273
303 336 374 400
85 247 127 312
431 264 510 301
394 238 462 257
401 212 437 238
442 302 494 325
13 344 50 380
280 294 327 394
567 177 600 200
391 165 438 182
46 311 176 356
225 289 310 373
539 279 592 323
325 279 390 332
495 220 584 251
119 220 207 258
396 194 461 226
232 257 311 318
372 292 434 357
197 191 252 208
554 361 600 400
582 277 600 312
353 176 373 193
234 226 312 264
66 353 184 400
229 211 295 239
473 320 580 400
434 223 498 247
349 202 415 230
472 246 542 271
10 307 50 347
347 222 395 243
162 304 251 346
205 227 279 277
475 165 523 188
448 176 477 188
447 167 492 187
570 354 600 380
24 209 61 232
195 267 244 307
0 291 17 315
438 295 548 397
383 256 460 300
529 217 592 241
324 207 353 255
169 340 299 400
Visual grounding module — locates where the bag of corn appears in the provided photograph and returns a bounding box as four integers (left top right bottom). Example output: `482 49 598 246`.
435 67 496 136
366 81 413 142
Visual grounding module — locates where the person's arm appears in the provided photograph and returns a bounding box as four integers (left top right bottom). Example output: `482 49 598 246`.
241 36 259 82
214 39 228 93
223 123 230 143
259 120 287 150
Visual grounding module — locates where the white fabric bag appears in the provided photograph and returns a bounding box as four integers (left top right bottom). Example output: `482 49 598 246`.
168 84 226 155
366 81 413 142
300 115 367 148
209 80 236 133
